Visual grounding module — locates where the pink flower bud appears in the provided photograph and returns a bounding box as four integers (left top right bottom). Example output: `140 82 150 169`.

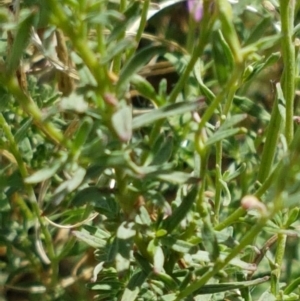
241 195 267 214
187 0 203 22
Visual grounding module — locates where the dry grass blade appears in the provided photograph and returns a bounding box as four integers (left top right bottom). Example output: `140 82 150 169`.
30 29 79 80
43 213 99 229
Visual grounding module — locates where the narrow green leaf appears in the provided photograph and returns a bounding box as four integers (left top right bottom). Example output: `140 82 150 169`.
7 9 37 73
111 104 132 142
72 230 107 249
161 236 195 253
0 193 10 212
117 45 167 93
201 221 220 261
72 187 117 218
212 29 234 85
257 83 283 183
151 135 173 165
73 117 93 151
194 276 269 294
126 162 174 177
72 187 103 206
156 229 167 238
83 225 110 239
243 52 281 83
194 61 215 102
161 294 176 301
14 117 33 143
179 271 193 290
223 163 246 182
86 10 124 26
156 171 200 184
284 207 299 228
154 272 178 290
205 128 241 146
284 192 300 208
162 187 197 233
132 99 205 129
244 16 272 45
49 167 86 205
131 74 158 103
88 281 121 291
233 96 270 121
219 179 231 206
190 250 257 271
276 82 286 121
117 222 136 240
121 271 148 301
284 275 300 294
101 38 136 64
107 237 119 262
153 245 164 274
60 93 88 113
116 250 130 273
135 206 152 226
134 252 152 274
0 86 10 112
218 114 246 131
147 239 157 259
94 292 117 301
108 1 141 43
25 161 62 184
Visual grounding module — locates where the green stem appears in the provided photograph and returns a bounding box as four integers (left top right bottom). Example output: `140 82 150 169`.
217 0 243 65
168 1 214 103
186 16 197 53
214 79 239 224
279 0 296 145
115 166 135 216
96 2 106 57
197 68 242 132
3 76 65 146
214 207 245 231
112 0 127 74
254 164 279 198
271 233 287 295
257 95 282 183
223 80 238 116
127 0 150 59
195 130 209 216
270 3 295 296
15 193 33 221
214 160 222 224
94 2 109 102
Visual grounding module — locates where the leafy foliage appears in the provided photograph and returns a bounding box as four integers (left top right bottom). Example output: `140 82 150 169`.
0 1 300 301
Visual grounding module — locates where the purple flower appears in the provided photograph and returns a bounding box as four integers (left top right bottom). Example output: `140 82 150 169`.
187 0 203 22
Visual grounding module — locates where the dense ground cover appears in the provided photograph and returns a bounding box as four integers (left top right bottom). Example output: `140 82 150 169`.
0 0 300 300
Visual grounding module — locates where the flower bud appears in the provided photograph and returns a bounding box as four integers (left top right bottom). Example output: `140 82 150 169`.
187 0 203 22
241 195 267 215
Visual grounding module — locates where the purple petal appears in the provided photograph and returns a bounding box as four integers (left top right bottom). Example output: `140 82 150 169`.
187 0 203 22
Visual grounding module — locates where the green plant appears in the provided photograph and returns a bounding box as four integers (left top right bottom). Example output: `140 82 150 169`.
0 1 300 301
